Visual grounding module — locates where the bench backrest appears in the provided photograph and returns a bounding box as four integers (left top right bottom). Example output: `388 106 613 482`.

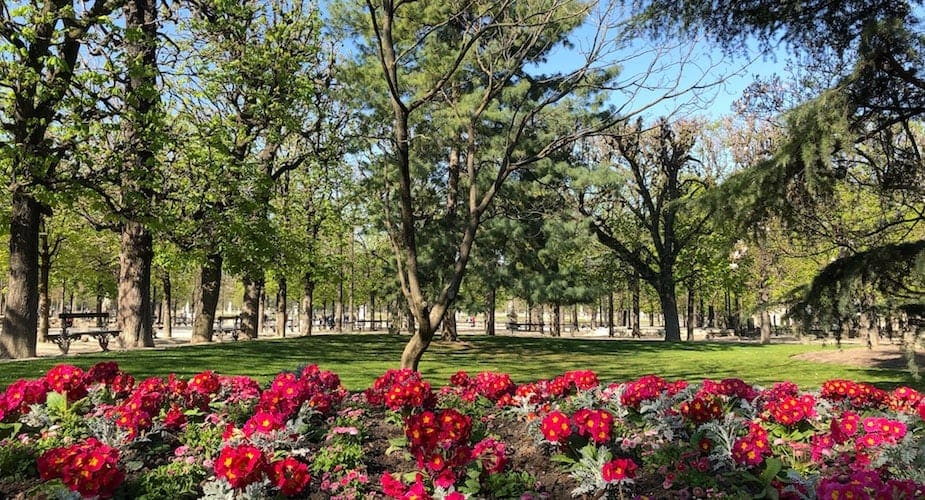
59 312 110 320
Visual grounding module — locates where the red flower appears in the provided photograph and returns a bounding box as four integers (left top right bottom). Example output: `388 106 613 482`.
214 444 267 489
602 458 638 482
270 457 311 496
541 411 572 443
572 408 614 444
37 438 124 498
381 472 406 498
242 410 286 436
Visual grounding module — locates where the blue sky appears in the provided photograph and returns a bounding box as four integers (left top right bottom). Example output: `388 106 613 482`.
534 12 787 121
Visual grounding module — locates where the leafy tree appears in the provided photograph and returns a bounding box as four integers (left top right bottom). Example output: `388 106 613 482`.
336 0 634 369
637 0 925 323
575 119 716 341
0 0 120 358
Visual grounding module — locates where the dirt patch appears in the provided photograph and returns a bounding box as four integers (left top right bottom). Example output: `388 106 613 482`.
793 344 925 371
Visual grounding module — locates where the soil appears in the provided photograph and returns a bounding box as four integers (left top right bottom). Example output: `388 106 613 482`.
792 343 925 371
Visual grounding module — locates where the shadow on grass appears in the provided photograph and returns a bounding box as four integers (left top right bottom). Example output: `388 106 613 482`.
1 334 920 392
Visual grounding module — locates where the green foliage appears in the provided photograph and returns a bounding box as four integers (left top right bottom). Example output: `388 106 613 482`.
178 421 225 461
459 467 540 499
0 439 38 483
129 461 207 500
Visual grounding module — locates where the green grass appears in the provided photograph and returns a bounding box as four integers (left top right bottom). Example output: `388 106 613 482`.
1 334 920 391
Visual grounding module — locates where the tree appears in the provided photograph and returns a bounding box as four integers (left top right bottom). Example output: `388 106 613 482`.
637 0 925 323
175 0 334 341
337 0 635 370
576 119 715 341
0 0 120 358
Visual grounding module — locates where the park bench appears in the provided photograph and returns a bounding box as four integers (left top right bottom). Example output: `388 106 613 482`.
507 322 545 334
48 312 121 354
214 315 242 341
354 319 391 331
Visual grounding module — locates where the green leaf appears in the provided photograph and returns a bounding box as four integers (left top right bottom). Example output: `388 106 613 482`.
45 391 67 414
759 457 782 485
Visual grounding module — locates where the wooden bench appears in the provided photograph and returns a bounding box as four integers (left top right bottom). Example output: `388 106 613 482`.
214 315 242 341
507 322 545 334
354 319 391 331
48 312 121 354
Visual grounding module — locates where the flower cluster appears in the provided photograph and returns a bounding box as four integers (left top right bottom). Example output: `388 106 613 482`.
214 444 268 489
540 410 571 443
1 378 47 420
764 393 816 426
679 394 723 424
602 457 638 483
444 370 516 404
699 378 759 400
817 470 925 499
366 369 435 411
731 421 771 467
44 364 88 401
820 379 888 408
619 374 686 409
572 408 615 444
37 438 124 498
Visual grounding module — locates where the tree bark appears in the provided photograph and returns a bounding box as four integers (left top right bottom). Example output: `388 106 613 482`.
1 192 42 358
161 273 173 339
486 286 496 336
630 274 641 338
657 273 682 341
276 276 287 337
442 305 458 341
191 253 222 344
241 274 263 339
758 286 773 344
38 230 52 343
552 303 562 337
686 281 695 341
300 274 314 336
118 221 155 348
608 292 615 337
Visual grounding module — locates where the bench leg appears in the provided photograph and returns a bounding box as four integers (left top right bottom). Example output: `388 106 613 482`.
53 336 71 355
97 335 111 351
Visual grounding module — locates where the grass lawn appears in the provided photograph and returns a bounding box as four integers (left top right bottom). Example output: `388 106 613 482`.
0 334 920 391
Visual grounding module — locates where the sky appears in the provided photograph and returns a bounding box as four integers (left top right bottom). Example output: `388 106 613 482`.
533 7 788 121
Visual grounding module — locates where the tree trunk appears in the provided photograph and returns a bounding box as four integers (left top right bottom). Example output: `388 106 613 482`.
118 221 155 348
300 274 314 335
552 303 562 337
656 274 682 341
400 323 435 370
191 253 222 344
38 230 52 343
486 286 496 336
758 286 772 344
335 278 344 333
1 192 42 358
241 274 262 339
276 276 287 338
608 292 614 337
686 281 695 341
571 304 579 334
631 275 641 338
442 305 458 341
160 273 173 339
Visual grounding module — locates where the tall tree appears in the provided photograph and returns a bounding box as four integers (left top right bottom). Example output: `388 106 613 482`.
0 0 119 358
638 0 925 322
340 0 629 369
576 119 715 341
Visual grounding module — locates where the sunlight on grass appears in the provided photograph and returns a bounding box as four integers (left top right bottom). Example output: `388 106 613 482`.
1 334 919 391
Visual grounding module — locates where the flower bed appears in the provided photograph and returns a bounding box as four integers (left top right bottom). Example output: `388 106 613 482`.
1 362 924 498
